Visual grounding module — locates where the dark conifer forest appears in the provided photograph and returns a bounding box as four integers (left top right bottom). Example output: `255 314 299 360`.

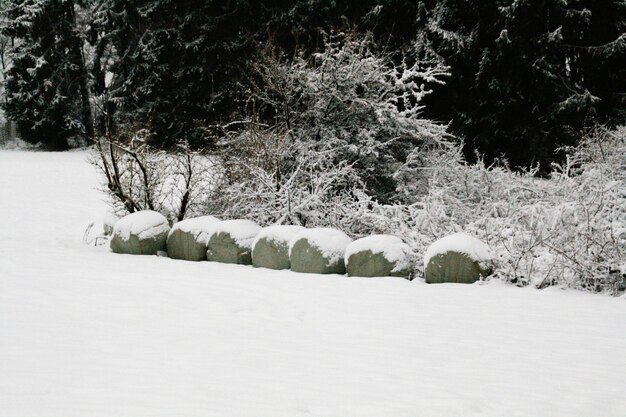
1 0 624 169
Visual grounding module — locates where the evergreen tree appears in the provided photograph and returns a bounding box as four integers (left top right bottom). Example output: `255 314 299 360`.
91 0 264 148
419 0 626 169
2 0 93 150
1 0 623 165
91 0 429 148
561 0 626 124
0 0 14 139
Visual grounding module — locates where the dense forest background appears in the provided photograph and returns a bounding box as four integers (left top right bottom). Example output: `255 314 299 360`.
0 0 624 169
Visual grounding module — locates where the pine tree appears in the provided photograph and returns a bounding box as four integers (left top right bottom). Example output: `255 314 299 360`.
2 0 93 149
0 0 14 141
419 0 626 170
90 0 262 148
561 0 626 124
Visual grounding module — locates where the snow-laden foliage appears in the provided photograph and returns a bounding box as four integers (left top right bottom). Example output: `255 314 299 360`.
211 121 625 293
338 126 626 293
91 30 624 293
209 33 450 225
205 33 624 293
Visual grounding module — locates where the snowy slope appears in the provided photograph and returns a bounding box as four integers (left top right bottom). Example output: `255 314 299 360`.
1 150 626 417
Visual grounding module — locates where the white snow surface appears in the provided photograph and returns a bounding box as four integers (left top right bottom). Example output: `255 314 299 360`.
206 219 261 248
424 232 494 268
252 225 305 253
289 227 353 267
112 210 170 242
169 215 221 243
2 150 626 417
345 234 411 272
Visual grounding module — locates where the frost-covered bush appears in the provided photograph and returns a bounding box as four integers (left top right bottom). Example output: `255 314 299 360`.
338 126 626 293
422 127 625 291
207 32 450 226
210 127 361 228
91 29 623 293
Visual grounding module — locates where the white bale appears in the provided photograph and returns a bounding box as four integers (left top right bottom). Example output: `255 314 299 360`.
110 210 170 255
289 228 353 274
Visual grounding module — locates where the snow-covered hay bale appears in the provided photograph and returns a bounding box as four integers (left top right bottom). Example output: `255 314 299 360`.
110 210 170 255
345 235 412 278
424 233 493 284
103 212 119 236
289 228 353 274
251 225 305 270
167 215 221 261
206 219 261 265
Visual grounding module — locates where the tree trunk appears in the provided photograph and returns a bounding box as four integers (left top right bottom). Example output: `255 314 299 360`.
65 0 95 143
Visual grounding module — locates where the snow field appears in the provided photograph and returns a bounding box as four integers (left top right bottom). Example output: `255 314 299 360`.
1 150 626 417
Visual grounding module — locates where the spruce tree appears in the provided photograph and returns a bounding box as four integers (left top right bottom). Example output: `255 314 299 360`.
419 0 626 169
91 0 261 148
2 0 93 149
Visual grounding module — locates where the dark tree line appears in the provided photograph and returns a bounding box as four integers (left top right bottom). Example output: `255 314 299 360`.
1 0 624 169
418 0 626 168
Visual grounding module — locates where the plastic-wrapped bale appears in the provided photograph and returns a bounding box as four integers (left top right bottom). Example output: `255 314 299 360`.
289 228 353 274
167 215 221 261
206 220 261 265
252 225 305 270
345 234 412 278
424 233 493 284
102 212 119 236
110 210 170 255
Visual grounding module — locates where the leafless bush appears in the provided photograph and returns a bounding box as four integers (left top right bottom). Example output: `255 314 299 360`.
91 128 221 222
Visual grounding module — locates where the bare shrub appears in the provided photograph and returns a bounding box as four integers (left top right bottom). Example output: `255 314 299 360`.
91 128 221 222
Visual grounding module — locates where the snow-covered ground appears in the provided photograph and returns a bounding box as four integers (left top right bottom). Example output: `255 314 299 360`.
1 149 626 417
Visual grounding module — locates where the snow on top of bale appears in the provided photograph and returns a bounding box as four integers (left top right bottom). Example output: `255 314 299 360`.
103 212 119 235
103 212 119 229
252 225 305 248
289 227 353 265
424 233 493 268
113 210 169 242
169 215 220 241
206 219 261 248
345 234 411 272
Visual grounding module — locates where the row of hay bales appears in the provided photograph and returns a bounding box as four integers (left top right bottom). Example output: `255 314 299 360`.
108 210 493 283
